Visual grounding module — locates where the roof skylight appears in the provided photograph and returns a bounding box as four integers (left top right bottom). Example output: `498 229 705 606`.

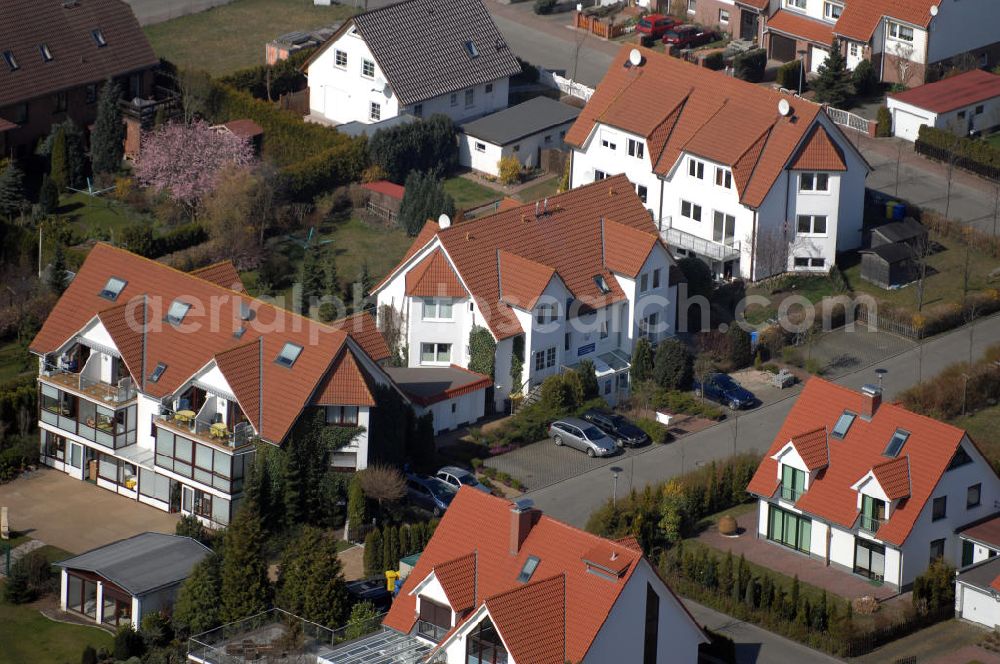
148 362 167 383
517 555 540 583
39 44 53 62
166 300 191 325
276 342 303 368
99 277 127 301
831 411 856 439
91 29 107 47
464 40 479 58
884 429 910 458
593 275 611 294
3 50 19 71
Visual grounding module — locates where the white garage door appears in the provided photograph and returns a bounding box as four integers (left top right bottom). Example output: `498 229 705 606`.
960 585 1000 628
810 46 830 73
891 108 932 142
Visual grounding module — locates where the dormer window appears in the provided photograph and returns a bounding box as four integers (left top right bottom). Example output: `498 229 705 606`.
860 494 886 534
39 44 53 62
276 342 302 368
99 277 127 301
166 300 191 325
3 50 18 71
780 464 805 502
884 429 909 457
831 411 856 439
517 555 540 583
91 29 107 47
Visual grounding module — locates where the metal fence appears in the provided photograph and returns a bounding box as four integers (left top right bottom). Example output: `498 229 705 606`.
825 106 875 135
855 306 921 340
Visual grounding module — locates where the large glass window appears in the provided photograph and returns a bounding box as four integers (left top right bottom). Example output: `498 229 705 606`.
102 588 132 626
418 598 451 642
466 617 508 664
854 539 885 581
780 465 805 502
713 211 735 244
768 504 811 553
861 494 886 533
43 432 66 462
139 468 170 502
67 573 98 619
154 428 234 493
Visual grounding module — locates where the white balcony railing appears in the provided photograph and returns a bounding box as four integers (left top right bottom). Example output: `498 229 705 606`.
657 217 741 262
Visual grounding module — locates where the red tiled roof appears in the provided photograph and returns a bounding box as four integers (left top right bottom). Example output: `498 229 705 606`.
870 456 911 500
0 0 159 108
789 124 847 171
498 250 556 310
991 575 1000 593
566 46 827 209
311 349 376 407
603 218 657 278
373 221 440 293
385 487 702 662
376 175 666 340
326 311 391 364
960 514 1000 550
405 248 467 298
790 427 829 471
434 552 478 612
189 261 247 294
222 119 264 139
736 0 770 9
748 378 973 546
835 0 935 42
362 180 406 200
766 9 835 45
888 70 1000 114
30 243 384 444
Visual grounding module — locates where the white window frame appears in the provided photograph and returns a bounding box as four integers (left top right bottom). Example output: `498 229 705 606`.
796 214 828 236
680 200 702 222
849 42 859 56
687 0 696 13
627 138 644 159
361 58 375 78
887 21 914 43
713 211 736 244
785 0 807 10
420 343 452 365
335 49 347 68
464 88 475 108
594 169 607 181
688 157 705 180
719 9 730 24
535 304 557 325
715 167 732 189
601 132 618 151
369 101 381 122
799 172 829 192
422 298 453 321
823 1 843 21
636 184 648 203
640 273 649 293
474 141 486 153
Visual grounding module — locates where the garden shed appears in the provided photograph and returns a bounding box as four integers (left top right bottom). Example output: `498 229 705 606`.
859 242 917 289
868 217 927 249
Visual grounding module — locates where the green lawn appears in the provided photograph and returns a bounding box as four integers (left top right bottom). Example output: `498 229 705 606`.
984 132 1000 149
58 192 154 242
144 0 356 76
0 340 32 385
514 176 561 203
443 177 500 212
744 275 844 326
953 404 1000 465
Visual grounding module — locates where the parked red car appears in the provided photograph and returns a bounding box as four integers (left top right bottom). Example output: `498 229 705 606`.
636 13 677 40
662 24 715 49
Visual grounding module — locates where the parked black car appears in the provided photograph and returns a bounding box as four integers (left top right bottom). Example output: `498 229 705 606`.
581 409 650 447
346 578 392 610
693 373 756 410
405 474 457 516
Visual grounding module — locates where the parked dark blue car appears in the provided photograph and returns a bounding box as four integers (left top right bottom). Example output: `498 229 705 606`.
693 373 756 410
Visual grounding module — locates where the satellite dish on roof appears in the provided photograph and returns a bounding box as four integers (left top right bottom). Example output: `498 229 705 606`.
930 4 938 16
438 213 451 229
628 48 643 67
778 98 792 116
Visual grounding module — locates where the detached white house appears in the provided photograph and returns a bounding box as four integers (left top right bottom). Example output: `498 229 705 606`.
566 45 869 281
886 69 1000 142
458 96 580 177
302 0 522 126
380 487 708 663
373 175 679 411
747 377 1000 591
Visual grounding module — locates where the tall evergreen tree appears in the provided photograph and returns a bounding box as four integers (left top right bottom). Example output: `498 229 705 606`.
0 161 26 220
50 126 69 190
220 503 272 622
363 528 384 577
91 80 124 174
276 527 350 627
172 554 222 636
298 242 325 315
630 337 654 384
812 39 854 107
653 338 693 390
38 174 60 215
48 243 69 295
397 171 455 236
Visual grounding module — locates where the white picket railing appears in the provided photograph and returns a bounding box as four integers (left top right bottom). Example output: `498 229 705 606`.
538 68 595 102
825 106 874 135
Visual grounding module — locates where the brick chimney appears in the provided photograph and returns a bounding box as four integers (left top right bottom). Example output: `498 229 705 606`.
860 384 882 420
509 501 536 555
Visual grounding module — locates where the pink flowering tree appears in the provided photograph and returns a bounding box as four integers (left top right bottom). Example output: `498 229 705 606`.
135 120 256 211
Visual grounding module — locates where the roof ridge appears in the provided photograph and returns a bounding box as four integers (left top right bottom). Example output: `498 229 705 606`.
483 571 565 604
649 92 690 172
678 96 733 156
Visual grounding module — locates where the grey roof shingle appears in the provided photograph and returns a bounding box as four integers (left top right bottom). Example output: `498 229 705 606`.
861 242 914 264
956 555 1000 593
0 0 159 108
460 96 580 146
55 532 211 596
871 218 926 244
341 0 522 107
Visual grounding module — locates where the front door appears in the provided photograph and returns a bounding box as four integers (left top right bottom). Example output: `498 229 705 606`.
740 9 759 41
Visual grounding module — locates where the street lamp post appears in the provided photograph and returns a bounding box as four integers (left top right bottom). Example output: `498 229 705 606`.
610 466 623 506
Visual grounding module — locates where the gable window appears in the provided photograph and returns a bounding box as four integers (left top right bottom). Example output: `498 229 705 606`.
653 268 661 288
602 134 617 151
422 298 453 320
276 342 303 368
413 103 423 117
474 141 486 153
361 58 375 78
948 446 973 470
680 200 702 222
636 184 648 203
166 300 191 325
715 167 732 189
450 92 458 107
517 555 540 583
967 483 982 509
884 429 909 457
797 214 827 235
369 102 381 122
640 273 649 293
465 88 475 108
91 29 107 47
628 138 644 159
420 343 451 364
643 583 660 664
325 405 359 426
466 618 507 664
417 597 451 642
831 411 856 438
785 0 806 9
713 211 736 244
688 158 705 179
929 538 945 562
335 49 347 68
800 172 829 191
861 494 886 533
780 464 805 502
2 50 18 71
932 496 947 522
39 44 53 62
823 1 843 20
100 277 127 301
888 21 914 42
535 303 557 325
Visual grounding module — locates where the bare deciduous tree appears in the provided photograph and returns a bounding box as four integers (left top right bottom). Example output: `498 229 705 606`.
377 304 406 367
893 43 915 88
750 225 790 283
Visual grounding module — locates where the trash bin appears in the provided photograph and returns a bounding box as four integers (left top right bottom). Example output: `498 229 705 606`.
892 202 906 220
885 201 899 219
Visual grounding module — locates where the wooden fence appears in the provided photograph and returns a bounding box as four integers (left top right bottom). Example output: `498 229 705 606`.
573 11 635 40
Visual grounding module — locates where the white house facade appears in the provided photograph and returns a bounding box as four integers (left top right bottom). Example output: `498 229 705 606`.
566 45 868 282
373 176 679 411
749 379 1000 590
303 0 521 126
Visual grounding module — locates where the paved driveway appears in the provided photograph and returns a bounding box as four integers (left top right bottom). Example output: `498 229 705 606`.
0 468 178 554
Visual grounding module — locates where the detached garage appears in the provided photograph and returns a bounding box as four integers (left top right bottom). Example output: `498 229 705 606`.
956 556 1000 628
458 96 580 177
887 69 1000 142
384 366 492 433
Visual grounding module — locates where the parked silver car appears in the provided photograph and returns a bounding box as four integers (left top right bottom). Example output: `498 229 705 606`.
436 466 491 493
548 417 618 458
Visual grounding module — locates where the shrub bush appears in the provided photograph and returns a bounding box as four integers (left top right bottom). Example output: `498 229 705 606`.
497 156 522 185
368 115 459 184
875 105 892 137
776 60 803 90
916 124 1000 180
852 59 877 97
218 49 313 100
113 624 146 661
702 52 725 71
634 417 671 444
733 48 766 83
3 550 53 603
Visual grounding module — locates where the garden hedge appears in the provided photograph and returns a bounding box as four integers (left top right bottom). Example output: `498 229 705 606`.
915 125 1000 181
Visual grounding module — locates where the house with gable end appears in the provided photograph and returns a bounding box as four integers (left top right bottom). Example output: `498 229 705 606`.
380 487 708 663
747 377 1000 590
372 176 680 412
30 244 401 529
566 45 869 282
302 0 521 127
